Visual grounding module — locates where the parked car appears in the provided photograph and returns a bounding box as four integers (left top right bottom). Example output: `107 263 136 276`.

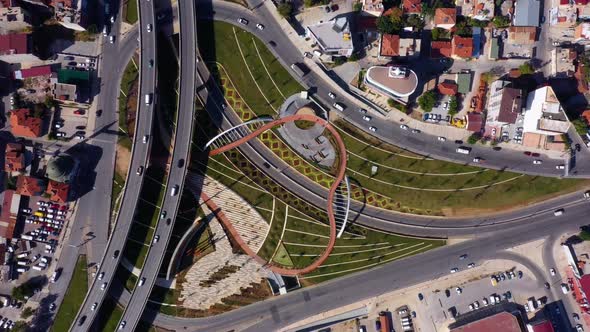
256 23 264 30
238 18 249 25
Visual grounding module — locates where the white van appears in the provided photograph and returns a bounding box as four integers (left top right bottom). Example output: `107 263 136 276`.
145 93 152 105
333 102 344 111
139 277 146 287
554 209 564 216
561 283 569 294
170 185 179 197
456 147 471 155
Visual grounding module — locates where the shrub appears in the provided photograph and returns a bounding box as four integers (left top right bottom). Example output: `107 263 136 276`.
467 133 481 144
353 2 362 12
492 15 511 28
518 62 534 75
418 90 437 112
448 96 458 115
277 3 293 18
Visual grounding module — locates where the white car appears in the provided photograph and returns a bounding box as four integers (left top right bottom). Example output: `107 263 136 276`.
533 159 542 165
98 272 105 280
437 136 446 142
109 35 115 43
153 235 160 244
91 303 97 311
467 262 476 268
110 16 115 23
100 282 107 290
411 129 421 134
450 268 458 273
474 301 479 309
119 321 126 330
362 115 371 121
400 124 409 130
328 92 336 99
256 23 264 30
238 18 248 25
482 298 489 306
455 287 462 294
550 268 556 276
556 164 566 170
473 157 481 163
584 191 590 199
146 24 152 32
554 209 564 216
468 303 474 310
369 126 377 132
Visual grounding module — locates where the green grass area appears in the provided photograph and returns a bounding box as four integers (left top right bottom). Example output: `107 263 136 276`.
116 266 138 292
96 296 123 332
124 0 138 24
197 20 302 117
272 242 294 266
51 255 88 332
118 55 139 150
156 34 180 132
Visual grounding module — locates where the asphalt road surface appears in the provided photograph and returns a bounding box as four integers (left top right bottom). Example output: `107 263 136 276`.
115 0 197 329
69 2 158 330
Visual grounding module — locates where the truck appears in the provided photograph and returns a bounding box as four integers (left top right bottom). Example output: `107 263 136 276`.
17 267 28 273
40 257 48 264
290 63 307 78
16 252 28 259
456 146 472 155
490 276 498 286
21 235 33 241
38 262 47 268
333 102 345 112
145 93 152 105
378 311 392 332
32 265 43 271
16 260 27 266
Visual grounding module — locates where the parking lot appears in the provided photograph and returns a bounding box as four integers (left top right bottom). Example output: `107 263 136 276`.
425 95 452 124
53 106 88 140
54 53 98 73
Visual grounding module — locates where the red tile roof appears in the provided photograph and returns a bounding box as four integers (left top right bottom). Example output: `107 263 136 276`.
529 320 554 332
14 65 51 79
434 8 456 26
381 34 400 56
9 109 43 138
0 190 16 239
5 142 25 172
50 0 74 7
450 312 522 332
581 110 590 125
46 180 69 203
452 35 473 58
0 33 28 55
466 112 484 132
430 41 452 58
438 82 458 95
402 0 422 13
16 175 46 197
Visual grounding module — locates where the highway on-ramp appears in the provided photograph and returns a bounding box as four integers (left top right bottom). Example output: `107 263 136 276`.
115 0 198 330
69 1 158 330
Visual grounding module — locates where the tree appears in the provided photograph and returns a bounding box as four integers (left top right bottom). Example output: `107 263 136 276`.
11 321 27 332
455 20 472 36
448 96 458 115
86 24 98 35
492 15 511 28
277 3 293 18
376 8 403 34
353 2 362 12
467 133 481 144
421 3 435 18
418 90 437 112
333 56 346 66
348 53 360 62
573 118 589 135
12 283 32 301
518 62 535 75
376 16 396 34
406 14 425 31
431 27 443 40
304 0 314 7
21 307 34 319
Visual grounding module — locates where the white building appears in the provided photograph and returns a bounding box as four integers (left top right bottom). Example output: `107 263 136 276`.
522 86 570 136
306 17 354 57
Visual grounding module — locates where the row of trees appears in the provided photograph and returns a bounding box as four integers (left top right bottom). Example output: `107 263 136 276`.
376 8 425 35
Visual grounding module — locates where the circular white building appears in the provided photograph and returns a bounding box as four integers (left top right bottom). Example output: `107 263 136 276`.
365 66 418 98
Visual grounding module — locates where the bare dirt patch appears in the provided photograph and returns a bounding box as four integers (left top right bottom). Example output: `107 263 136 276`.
115 143 131 177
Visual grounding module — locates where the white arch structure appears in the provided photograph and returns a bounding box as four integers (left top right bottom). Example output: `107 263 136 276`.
204 117 274 150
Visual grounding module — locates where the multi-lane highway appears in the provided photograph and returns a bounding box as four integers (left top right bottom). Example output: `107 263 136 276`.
115 0 197 329
69 1 158 330
195 0 590 178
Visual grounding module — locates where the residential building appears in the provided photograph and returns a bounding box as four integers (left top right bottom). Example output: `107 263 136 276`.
15 175 46 196
51 0 88 31
523 86 569 135
526 320 554 332
489 37 501 59
579 4 590 19
552 5 577 26
9 108 43 138
4 142 25 173
46 180 69 203
361 0 383 16
438 82 458 95
402 0 421 14
52 82 78 102
0 33 27 55
306 17 354 57
449 311 524 332
513 0 540 26
379 34 420 59
472 27 482 58
0 6 31 31
13 65 51 80
434 8 456 30
430 41 452 58
466 112 484 132
551 47 576 77
365 65 418 101
508 26 537 44
0 190 18 239
456 0 495 21
575 22 590 40
486 80 523 127
456 72 473 94
452 35 473 59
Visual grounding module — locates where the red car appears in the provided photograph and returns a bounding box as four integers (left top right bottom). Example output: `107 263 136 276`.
523 151 532 156
531 152 540 157
60 205 68 211
73 109 85 115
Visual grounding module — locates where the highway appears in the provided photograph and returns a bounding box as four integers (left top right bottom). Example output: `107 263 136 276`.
115 0 198 329
195 0 590 178
68 1 158 330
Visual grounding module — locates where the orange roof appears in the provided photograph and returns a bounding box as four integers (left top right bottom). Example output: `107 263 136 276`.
402 0 422 13
431 41 452 58
46 180 69 203
9 109 43 138
381 34 400 56
452 35 473 58
581 110 590 125
5 143 25 173
16 175 46 197
450 312 522 332
0 190 16 239
438 82 458 95
434 8 456 26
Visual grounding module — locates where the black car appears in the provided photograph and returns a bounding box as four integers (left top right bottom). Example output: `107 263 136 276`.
166 218 171 226
96 109 103 117
445 289 451 297
324 5 331 12
113 250 120 259
418 293 424 301
544 282 550 289
177 158 185 168
454 140 463 144
78 316 87 326
493 146 502 151
576 143 581 152
269 41 277 47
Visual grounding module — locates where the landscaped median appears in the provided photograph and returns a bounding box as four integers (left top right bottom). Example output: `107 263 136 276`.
51 255 87 332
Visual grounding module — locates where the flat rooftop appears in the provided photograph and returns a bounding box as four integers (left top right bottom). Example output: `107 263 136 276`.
365 66 418 97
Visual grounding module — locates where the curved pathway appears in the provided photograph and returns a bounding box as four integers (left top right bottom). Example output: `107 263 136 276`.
206 113 347 275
